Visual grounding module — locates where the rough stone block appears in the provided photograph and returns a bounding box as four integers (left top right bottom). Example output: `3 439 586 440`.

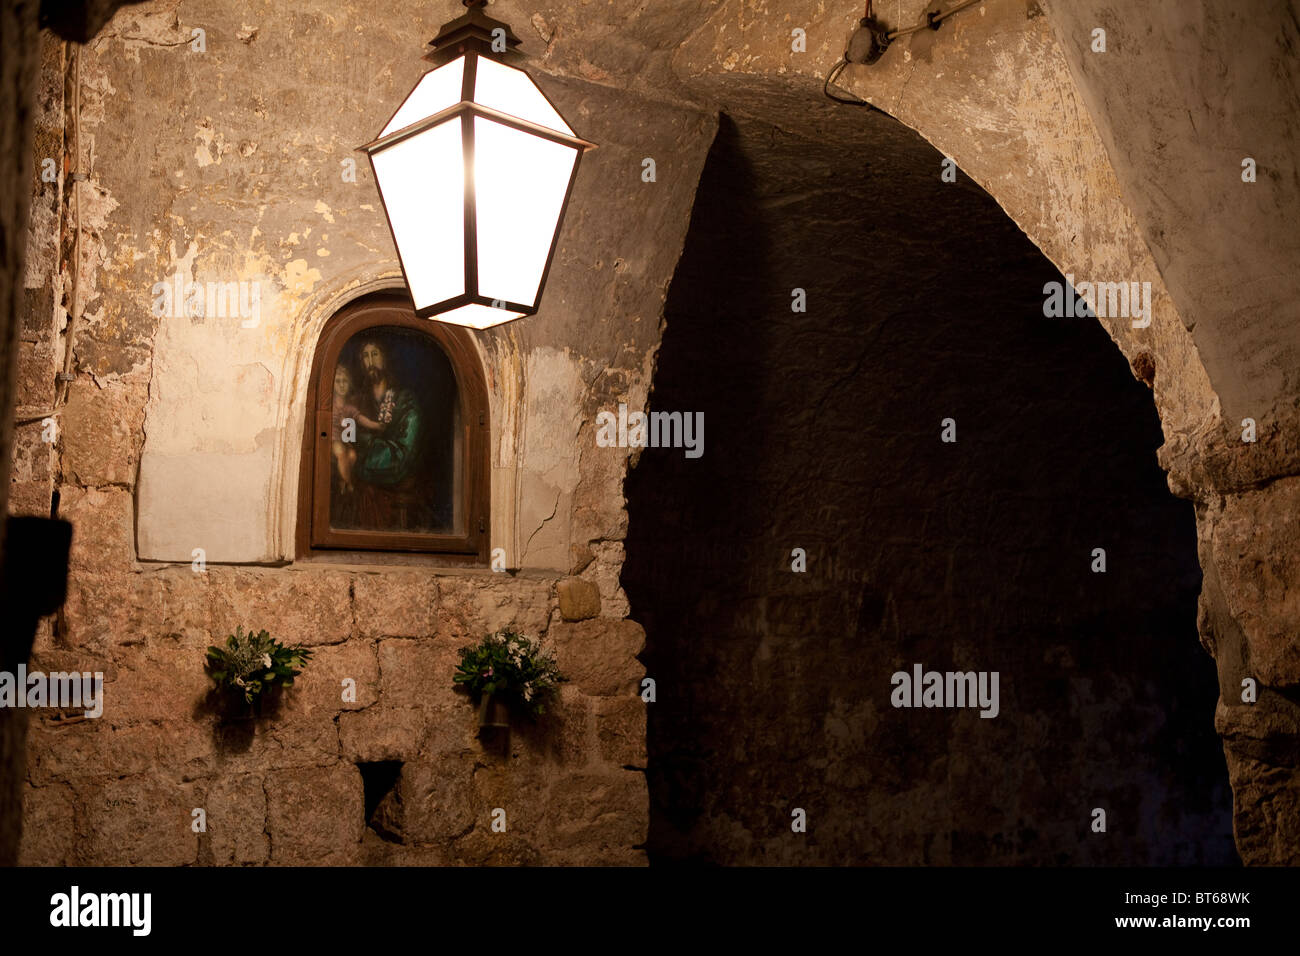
81 773 200 865
59 572 132 651
107 641 213 723
28 717 215 787
557 576 601 621
265 763 363 865
450 829 544 866
1209 479 1300 687
378 637 458 706
8 478 52 517
586 540 630 618
15 338 56 411
339 706 427 763
280 639 378 718
545 769 648 853
436 575 556 644
61 378 145 487
17 783 78 865
200 772 268 865
551 618 645 696
594 694 647 767
398 759 480 845
208 568 353 646
353 571 438 639
60 486 134 575
512 684 591 767
122 567 212 647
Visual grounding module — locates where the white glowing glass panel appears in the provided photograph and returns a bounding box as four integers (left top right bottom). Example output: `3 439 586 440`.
472 56 573 134
370 119 465 311
437 303 525 329
474 117 577 307
381 56 465 136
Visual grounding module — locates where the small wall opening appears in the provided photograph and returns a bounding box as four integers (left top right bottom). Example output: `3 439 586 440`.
358 760 403 843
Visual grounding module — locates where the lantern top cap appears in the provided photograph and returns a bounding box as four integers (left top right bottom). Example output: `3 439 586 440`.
426 1 523 66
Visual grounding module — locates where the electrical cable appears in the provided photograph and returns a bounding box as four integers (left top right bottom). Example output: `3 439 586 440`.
823 0 983 107
824 56 872 106
885 0 983 39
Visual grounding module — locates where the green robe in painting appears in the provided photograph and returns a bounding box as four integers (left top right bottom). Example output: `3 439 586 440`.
355 387 423 487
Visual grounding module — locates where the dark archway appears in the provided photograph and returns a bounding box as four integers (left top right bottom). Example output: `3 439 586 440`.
623 112 1235 865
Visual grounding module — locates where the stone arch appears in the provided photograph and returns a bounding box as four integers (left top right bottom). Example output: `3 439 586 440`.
658 0 1298 863
625 104 1234 864
817 3 1298 866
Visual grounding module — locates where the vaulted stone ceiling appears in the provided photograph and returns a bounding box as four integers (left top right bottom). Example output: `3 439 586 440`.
487 0 1300 473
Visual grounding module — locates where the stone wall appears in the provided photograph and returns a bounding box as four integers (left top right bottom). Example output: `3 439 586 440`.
10 0 716 866
0 0 44 869
9 0 1296 865
21 564 648 865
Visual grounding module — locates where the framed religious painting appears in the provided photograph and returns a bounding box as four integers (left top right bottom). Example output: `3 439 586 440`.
297 291 489 561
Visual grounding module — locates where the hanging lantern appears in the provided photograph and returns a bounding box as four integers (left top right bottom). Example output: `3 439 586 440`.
360 0 595 329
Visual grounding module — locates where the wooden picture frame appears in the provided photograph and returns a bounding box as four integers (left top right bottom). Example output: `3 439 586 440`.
295 291 489 564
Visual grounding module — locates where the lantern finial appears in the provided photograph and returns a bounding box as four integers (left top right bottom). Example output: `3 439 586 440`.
426 0 522 65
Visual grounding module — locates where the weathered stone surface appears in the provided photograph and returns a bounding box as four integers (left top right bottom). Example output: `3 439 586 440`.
1217 696 1300 865
353 572 438 639
58 572 132 651
435 575 557 644
513 684 591 767
215 713 340 772
585 541 630 619
60 486 134 575
8 424 54 516
398 760 480 845
557 576 601 621
356 829 449 866
551 619 645 697
14 339 56 413
1206 479 1300 687
377 637 455 706
121 567 212 647
17 784 77 866
60 378 145 487
594 695 646 768
280 640 378 718
338 706 427 764
199 773 269 865
265 764 363 865
7 478 52 517
81 773 200 866
107 641 214 723
451 829 545 866
545 770 648 854
207 568 353 647
62 568 211 654
27 717 213 788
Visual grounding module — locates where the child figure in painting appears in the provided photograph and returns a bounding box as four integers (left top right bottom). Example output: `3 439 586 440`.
331 364 380 493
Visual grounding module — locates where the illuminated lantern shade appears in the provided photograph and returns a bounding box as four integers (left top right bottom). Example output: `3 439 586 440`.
361 0 595 329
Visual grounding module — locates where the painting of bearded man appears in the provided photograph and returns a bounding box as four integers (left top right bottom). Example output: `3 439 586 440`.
328 327 457 534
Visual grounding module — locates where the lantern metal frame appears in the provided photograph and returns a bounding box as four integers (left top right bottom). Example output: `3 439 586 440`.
359 0 596 326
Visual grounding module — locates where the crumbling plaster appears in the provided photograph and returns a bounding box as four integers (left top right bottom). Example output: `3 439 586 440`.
67 1 717 576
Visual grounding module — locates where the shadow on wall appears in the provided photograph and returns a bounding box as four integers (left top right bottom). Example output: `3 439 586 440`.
623 113 1235 865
